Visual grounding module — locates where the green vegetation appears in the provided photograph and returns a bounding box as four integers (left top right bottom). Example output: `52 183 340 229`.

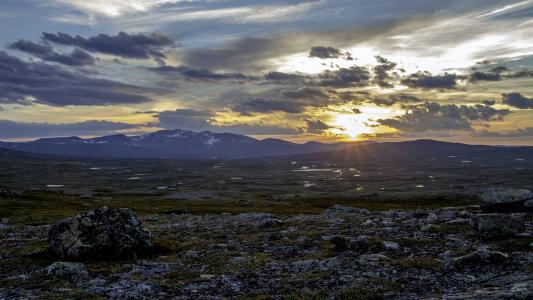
0 191 479 225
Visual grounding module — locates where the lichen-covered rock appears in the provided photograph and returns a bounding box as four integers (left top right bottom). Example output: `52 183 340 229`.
451 246 508 266
470 213 521 239
46 262 88 281
481 187 533 212
48 207 152 260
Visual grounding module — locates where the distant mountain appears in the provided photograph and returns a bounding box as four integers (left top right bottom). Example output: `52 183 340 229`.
280 139 533 163
0 129 366 159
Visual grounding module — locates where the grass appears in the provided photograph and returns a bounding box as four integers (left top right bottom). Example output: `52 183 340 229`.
0 191 479 225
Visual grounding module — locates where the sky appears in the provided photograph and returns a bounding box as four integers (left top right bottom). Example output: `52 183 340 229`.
0 0 533 145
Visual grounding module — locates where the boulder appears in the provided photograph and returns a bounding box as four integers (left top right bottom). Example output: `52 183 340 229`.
46 262 88 281
331 235 370 252
451 246 508 267
48 207 152 260
481 187 533 212
470 213 521 239
382 241 400 251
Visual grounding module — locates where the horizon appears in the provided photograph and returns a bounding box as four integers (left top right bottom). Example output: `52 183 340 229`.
2 128 533 147
1 1 533 145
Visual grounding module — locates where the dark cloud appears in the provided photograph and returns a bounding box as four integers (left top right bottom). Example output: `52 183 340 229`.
281 87 329 99
378 102 510 132
373 98 397 106
483 99 496 106
8 39 95 66
232 98 306 114
150 65 249 80
502 93 533 109
158 109 214 130
505 69 533 79
372 56 397 88
369 94 420 106
319 66 370 87
401 72 458 89
309 46 342 59
0 51 152 106
304 119 333 133
0 119 141 139
469 71 502 82
231 87 335 115
42 32 174 62
476 127 533 137
264 72 308 84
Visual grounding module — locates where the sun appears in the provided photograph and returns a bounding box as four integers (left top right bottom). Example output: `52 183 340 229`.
331 114 374 139
329 105 402 140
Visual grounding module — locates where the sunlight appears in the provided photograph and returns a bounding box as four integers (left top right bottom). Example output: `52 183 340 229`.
329 105 401 139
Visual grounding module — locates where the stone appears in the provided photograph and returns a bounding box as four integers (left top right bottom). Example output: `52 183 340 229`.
291 259 319 272
481 187 533 212
438 210 456 222
46 262 88 281
348 236 370 252
382 241 400 251
48 207 152 260
331 235 350 251
322 205 369 215
452 246 508 266
470 213 520 239
427 213 439 224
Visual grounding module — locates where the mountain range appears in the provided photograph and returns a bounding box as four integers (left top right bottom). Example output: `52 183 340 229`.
1 129 532 160
0 129 361 159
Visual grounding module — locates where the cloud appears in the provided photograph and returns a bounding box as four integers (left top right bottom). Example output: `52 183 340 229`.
0 51 152 106
48 0 184 17
230 87 336 115
309 46 343 59
318 66 371 87
0 119 142 139
483 99 496 106
372 56 398 88
476 127 533 137
469 71 502 82
378 102 510 132
9 39 95 66
264 72 309 84
149 65 249 80
232 98 306 114
401 72 458 89
304 118 333 134
157 108 214 131
502 92 533 109
157 108 299 135
41 31 174 62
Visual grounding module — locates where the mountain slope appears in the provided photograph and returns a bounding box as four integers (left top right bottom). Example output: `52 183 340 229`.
0 129 360 159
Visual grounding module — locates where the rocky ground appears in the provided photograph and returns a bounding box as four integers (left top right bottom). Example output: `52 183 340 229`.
0 189 532 299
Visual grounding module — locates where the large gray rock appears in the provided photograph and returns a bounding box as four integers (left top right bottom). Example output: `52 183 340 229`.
470 213 521 239
48 207 152 260
46 262 88 281
451 246 508 267
481 187 533 212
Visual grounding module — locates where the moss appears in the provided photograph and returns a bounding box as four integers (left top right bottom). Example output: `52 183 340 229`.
390 257 442 270
494 237 533 252
1 191 479 226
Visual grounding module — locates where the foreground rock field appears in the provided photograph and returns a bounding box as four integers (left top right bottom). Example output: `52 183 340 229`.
0 188 532 299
